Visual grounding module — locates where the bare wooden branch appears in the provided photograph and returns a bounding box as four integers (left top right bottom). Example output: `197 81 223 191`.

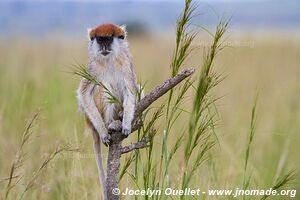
134 67 195 119
105 67 195 200
121 138 150 154
105 135 122 200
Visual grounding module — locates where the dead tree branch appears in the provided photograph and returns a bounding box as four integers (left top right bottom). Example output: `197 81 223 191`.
134 67 195 119
121 137 150 154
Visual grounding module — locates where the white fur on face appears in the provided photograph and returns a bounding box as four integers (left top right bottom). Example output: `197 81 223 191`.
88 37 128 62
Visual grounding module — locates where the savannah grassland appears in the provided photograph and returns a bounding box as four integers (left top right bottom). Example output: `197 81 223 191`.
0 31 299 200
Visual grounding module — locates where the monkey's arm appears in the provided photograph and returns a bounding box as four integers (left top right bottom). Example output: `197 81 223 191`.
77 79 110 145
121 71 137 135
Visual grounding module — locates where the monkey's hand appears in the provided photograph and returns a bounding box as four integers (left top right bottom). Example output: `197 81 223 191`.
100 131 111 146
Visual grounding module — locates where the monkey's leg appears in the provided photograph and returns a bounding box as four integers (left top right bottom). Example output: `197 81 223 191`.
86 118 108 200
78 80 110 145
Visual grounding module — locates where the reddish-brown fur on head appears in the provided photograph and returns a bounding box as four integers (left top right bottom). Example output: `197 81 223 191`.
89 23 125 39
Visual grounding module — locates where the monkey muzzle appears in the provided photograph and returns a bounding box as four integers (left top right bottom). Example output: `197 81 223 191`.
96 36 113 56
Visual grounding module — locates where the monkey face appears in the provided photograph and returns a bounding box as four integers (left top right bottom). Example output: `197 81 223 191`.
94 36 114 56
88 23 127 59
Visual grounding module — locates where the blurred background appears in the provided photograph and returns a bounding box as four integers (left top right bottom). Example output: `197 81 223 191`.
0 0 299 199
1 0 300 36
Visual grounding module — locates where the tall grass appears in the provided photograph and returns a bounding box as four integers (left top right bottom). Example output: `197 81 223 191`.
242 94 258 193
240 95 297 200
3 113 79 200
5 113 39 200
181 18 229 195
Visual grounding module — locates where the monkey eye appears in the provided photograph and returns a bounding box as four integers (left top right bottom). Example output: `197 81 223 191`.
90 36 95 41
118 35 125 40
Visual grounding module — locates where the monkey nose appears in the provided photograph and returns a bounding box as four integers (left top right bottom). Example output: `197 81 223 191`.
101 51 110 56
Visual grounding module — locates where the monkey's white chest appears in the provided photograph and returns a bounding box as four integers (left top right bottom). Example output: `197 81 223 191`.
99 65 126 102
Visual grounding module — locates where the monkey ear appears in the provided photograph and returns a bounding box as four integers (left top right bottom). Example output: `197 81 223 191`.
120 24 127 38
87 28 93 41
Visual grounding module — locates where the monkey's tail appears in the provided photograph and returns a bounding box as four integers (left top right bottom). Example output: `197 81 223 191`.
87 118 107 200
93 134 107 200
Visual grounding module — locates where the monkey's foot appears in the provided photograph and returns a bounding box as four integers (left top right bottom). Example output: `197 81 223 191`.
108 120 122 133
100 133 111 146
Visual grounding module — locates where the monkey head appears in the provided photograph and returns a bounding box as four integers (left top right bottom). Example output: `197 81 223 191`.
88 23 128 61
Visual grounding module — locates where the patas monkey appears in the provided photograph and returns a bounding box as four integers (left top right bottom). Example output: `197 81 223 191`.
76 23 139 198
